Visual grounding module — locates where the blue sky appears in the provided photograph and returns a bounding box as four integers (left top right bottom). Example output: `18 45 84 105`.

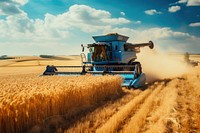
0 0 200 55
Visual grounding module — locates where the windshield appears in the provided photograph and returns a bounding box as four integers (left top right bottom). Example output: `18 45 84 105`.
91 45 108 62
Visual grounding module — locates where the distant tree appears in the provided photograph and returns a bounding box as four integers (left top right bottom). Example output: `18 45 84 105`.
40 55 54 58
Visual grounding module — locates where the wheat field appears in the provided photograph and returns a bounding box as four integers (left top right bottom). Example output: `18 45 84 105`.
0 74 122 133
0 55 200 133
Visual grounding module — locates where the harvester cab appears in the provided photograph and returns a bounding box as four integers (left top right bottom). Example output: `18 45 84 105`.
82 33 153 65
42 33 154 88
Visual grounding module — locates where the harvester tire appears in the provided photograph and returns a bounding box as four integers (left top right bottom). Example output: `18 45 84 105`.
128 61 140 71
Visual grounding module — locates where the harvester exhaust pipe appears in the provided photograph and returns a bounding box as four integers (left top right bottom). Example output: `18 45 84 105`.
124 41 154 50
132 41 154 49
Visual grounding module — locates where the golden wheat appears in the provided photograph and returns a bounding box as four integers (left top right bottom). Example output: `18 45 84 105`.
145 80 178 133
122 84 163 133
0 74 122 133
65 89 142 133
96 87 153 133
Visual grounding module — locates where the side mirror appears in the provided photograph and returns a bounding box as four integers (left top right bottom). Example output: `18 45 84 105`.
81 44 84 52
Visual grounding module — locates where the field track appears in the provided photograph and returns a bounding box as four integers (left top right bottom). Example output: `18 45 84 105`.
63 73 200 133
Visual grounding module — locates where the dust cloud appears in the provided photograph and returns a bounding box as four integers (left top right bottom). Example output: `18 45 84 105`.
137 48 190 82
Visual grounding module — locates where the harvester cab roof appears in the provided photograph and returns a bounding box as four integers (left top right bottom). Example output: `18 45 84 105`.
92 33 129 42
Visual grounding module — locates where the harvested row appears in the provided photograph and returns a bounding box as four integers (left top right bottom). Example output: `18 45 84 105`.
176 78 191 133
188 75 200 132
175 75 200 133
0 74 122 133
65 89 142 133
121 83 163 133
144 80 178 133
96 85 155 133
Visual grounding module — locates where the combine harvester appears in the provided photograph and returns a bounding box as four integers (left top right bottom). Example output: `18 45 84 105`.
184 52 199 67
42 33 154 88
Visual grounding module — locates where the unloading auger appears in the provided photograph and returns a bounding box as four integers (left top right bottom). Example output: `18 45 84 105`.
42 33 154 88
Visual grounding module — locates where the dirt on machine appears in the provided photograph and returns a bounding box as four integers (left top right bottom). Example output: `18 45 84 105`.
42 33 154 88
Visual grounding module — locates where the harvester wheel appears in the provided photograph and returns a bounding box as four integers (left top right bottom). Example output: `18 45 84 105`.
128 61 140 71
129 61 142 78
134 63 142 77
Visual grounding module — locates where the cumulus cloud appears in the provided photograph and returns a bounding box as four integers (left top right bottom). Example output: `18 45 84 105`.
187 0 200 6
0 4 130 43
144 9 162 15
168 6 181 13
177 0 200 6
41 4 130 33
0 0 28 15
135 21 141 24
14 0 28 5
189 22 200 27
177 0 188 3
120 12 125 16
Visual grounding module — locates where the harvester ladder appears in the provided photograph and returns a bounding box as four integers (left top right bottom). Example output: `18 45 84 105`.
80 53 86 65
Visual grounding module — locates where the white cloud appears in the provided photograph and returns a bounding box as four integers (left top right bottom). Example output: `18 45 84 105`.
13 0 28 5
144 9 162 15
0 4 130 44
177 0 188 3
0 4 130 34
48 4 130 32
189 22 200 27
168 6 181 13
120 12 125 16
0 0 28 15
135 21 141 24
187 0 200 6
177 0 200 6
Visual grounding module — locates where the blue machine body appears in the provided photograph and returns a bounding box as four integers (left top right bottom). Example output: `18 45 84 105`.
81 33 153 88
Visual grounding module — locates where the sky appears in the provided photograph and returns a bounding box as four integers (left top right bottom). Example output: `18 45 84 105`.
0 0 200 55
